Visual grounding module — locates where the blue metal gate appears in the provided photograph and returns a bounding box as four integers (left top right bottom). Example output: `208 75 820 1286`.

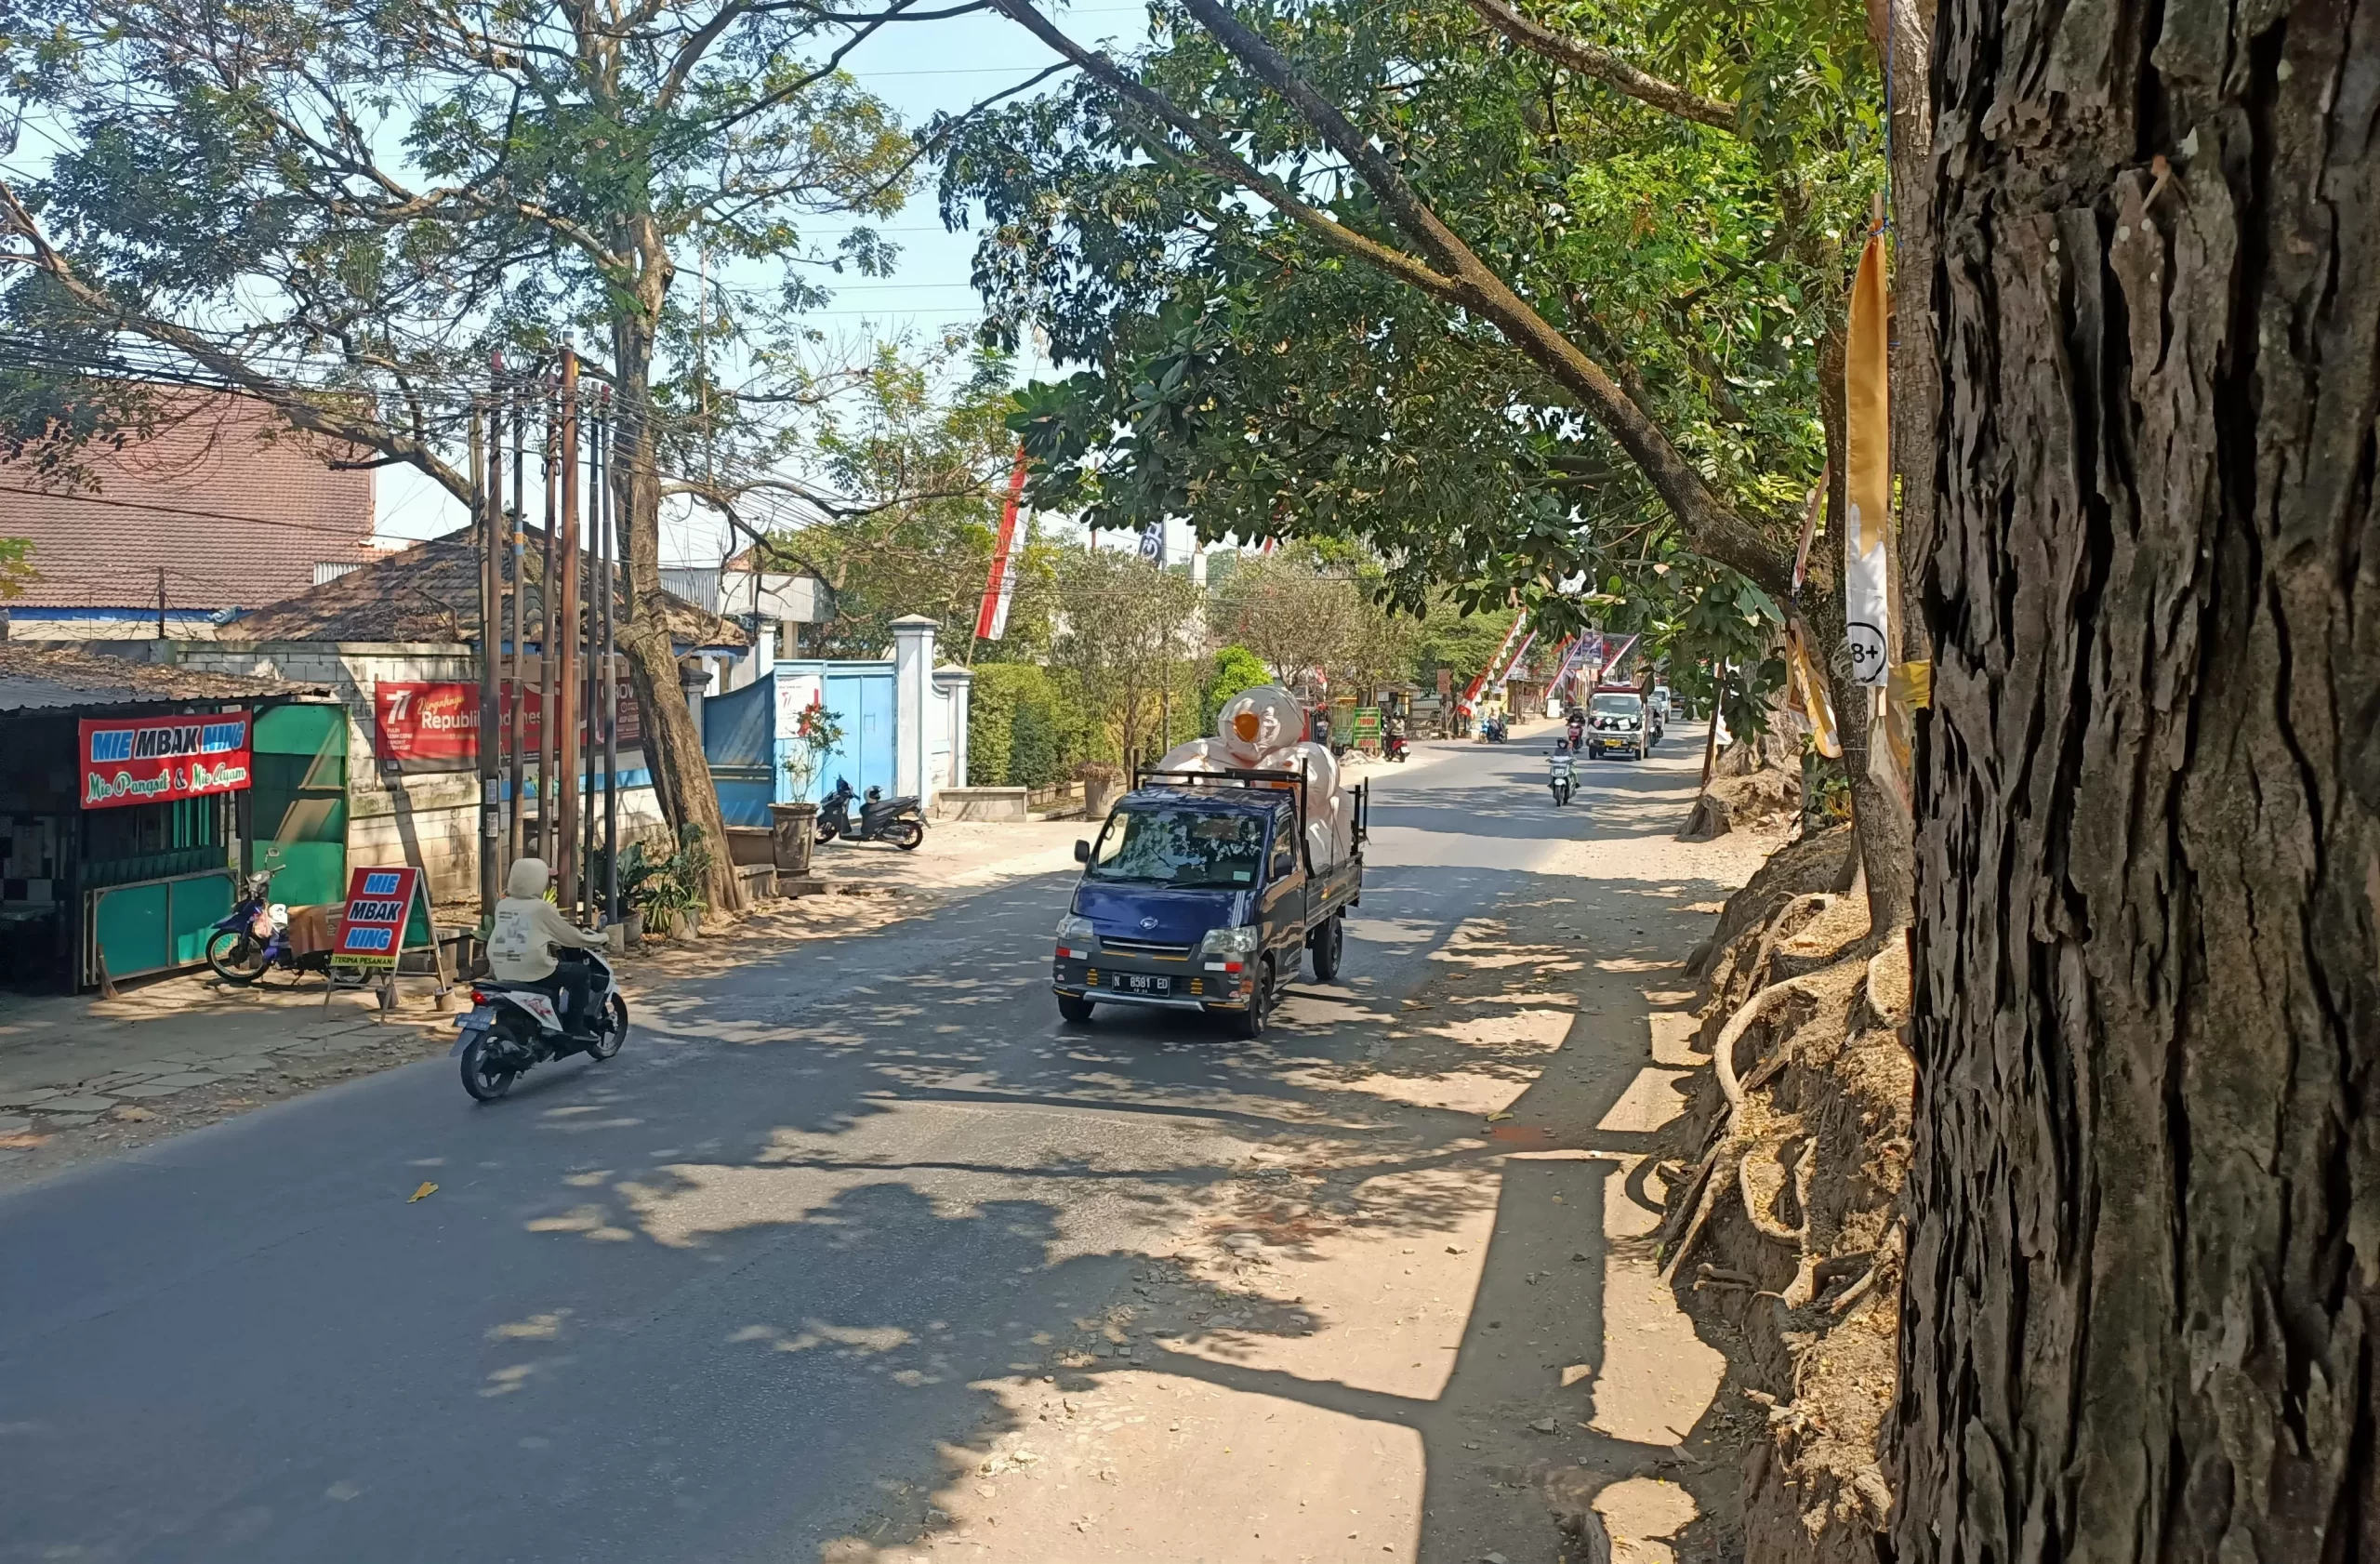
702 661 899 826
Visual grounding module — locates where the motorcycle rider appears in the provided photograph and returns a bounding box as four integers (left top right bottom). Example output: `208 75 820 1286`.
1384 712 1408 758
487 857 608 1036
1565 704 1585 749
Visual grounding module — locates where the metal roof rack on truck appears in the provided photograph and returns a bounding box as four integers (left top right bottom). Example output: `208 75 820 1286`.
1130 762 1311 789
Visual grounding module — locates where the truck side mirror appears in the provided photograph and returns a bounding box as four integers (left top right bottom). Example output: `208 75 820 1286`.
1074 840 1091 863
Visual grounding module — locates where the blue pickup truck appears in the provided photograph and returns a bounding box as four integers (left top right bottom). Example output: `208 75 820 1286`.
1051 764 1368 1038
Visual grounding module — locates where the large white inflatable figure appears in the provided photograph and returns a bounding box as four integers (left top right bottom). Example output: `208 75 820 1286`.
1214 685 1304 768
1155 736 1228 775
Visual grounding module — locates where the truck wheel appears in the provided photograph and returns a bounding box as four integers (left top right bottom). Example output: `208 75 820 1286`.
1231 959 1274 1040
1309 914 1345 981
1057 992 1096 1025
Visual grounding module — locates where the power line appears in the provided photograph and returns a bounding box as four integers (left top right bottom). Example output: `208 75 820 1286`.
0 483 386 537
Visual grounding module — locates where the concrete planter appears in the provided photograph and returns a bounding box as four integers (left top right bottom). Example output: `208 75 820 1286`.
1078 766 1124 821
932 787 1030 822
768 802 819 875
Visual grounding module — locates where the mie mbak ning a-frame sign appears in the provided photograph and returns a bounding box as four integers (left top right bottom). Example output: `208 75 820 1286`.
332 866 430 971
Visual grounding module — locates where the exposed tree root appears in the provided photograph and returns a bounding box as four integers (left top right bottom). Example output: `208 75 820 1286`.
1656 843 1916 1564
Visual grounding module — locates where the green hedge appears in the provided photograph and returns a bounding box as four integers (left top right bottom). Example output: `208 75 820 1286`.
1203 645 1274 728
970 663 1089 789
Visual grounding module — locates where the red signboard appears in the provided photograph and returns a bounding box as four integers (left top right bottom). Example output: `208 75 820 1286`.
331 865 422 969
79 710 254 811
374 681 643 773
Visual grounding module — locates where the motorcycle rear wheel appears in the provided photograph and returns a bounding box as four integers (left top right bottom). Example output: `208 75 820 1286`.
887 818 925 852
205 929 268 985
459 1034 519 1101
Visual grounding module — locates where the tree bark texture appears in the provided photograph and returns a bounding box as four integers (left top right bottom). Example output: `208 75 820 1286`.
612 311 747 916
1896 0 2380 1557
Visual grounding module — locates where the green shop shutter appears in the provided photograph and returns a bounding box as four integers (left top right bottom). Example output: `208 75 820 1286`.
249 702 349 908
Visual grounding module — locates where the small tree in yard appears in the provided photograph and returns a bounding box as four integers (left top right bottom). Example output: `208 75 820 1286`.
1051 544 1202 772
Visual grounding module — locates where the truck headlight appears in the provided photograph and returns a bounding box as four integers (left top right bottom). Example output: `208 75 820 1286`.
1055 914 1097 959
1197 925 1261 958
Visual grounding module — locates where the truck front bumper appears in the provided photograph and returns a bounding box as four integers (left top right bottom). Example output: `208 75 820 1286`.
1052 949 1255 1011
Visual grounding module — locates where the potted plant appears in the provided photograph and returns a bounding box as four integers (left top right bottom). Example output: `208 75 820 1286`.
773 702 843 876
621 827 713 938
1077 761 1123 820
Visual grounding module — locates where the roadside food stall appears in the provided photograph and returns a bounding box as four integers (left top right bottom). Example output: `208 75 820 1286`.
0 644 327 991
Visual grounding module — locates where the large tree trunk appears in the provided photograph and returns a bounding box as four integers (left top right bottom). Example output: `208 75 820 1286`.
612 311 748 917
1894 0 2380 1557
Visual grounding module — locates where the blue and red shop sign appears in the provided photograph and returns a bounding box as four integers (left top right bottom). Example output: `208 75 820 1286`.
78 710 254 811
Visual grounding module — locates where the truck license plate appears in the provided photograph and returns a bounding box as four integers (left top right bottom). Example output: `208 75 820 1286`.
1113 973 1171 995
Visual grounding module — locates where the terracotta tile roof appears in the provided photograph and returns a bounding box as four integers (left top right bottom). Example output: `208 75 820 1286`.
226 526 749 649
0 391 377 611
0 643 326 714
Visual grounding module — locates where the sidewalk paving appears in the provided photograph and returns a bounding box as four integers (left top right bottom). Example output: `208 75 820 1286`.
0 816 1086 1188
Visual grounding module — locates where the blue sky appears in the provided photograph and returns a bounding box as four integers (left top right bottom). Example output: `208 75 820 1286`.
375 2 1161 562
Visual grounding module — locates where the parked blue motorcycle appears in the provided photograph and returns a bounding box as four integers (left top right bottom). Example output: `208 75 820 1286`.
205 864 335 985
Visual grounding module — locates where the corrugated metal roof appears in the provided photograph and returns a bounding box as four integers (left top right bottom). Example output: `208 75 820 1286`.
0 643 326 714
226 527 748 649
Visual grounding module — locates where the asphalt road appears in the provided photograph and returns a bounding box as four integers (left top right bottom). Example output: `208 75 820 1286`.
0 724 1727 1564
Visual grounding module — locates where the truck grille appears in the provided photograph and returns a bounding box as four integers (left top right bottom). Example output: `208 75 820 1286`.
1098 937 1192 961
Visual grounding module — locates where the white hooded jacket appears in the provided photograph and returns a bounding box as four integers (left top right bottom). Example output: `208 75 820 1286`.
487 858 606 982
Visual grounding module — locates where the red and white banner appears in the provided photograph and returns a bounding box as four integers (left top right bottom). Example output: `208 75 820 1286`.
375 681 642 774
80 710 253 810
1463 611 1531 705
1491 630 1538 692
975 448 1029 643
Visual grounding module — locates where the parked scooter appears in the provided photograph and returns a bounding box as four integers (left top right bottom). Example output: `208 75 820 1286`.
1548 741 1577 807
452 950 628 1101
205 864 335 986
815 776 928 851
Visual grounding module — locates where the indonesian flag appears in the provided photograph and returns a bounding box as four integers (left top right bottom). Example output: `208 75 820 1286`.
974 448 1029 642
1844 231 1891 686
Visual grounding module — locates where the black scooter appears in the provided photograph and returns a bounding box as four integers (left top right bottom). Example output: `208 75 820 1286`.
453 950 628 1102
815 776 927 851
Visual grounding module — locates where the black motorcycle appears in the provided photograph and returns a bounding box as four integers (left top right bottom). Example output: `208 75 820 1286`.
452 949 628 1102
815 776 927 851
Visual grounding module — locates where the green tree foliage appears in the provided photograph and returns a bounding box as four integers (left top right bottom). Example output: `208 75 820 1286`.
0 0 931 903
0 538 32 600
1202 644 1275 725
1049 544 1205 768
966 662 1091 790
758 344 1048 656
945 0 1877 628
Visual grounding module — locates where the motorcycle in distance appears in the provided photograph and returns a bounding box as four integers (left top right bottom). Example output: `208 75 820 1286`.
1382 729 1410 762
1481 714 1510 743
815 775 927 851
452 950 628 1101
1548 740 1578 807
205 863 335 986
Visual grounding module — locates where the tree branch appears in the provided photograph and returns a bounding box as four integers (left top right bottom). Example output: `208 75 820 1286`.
0 178 475 506
1461 0 1738 131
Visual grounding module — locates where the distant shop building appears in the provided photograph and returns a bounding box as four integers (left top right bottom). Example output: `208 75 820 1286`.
0 391 378 640
0 643 335 991
46 527 750 907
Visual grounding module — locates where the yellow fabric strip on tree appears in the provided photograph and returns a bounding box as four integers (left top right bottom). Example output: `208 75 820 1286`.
1844 231 1892 688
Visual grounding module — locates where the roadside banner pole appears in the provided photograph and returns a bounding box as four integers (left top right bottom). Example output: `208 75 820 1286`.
474 391 501 922
538 379 558 865
600 391 620 924
556 346 582 916
506 370 526 877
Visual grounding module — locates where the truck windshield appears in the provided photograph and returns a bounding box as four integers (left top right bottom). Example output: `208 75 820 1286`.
1088 808 1269 888
1591 693 1640 716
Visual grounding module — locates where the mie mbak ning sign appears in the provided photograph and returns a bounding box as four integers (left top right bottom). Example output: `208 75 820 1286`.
332 866 427 971
78 710 253 810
